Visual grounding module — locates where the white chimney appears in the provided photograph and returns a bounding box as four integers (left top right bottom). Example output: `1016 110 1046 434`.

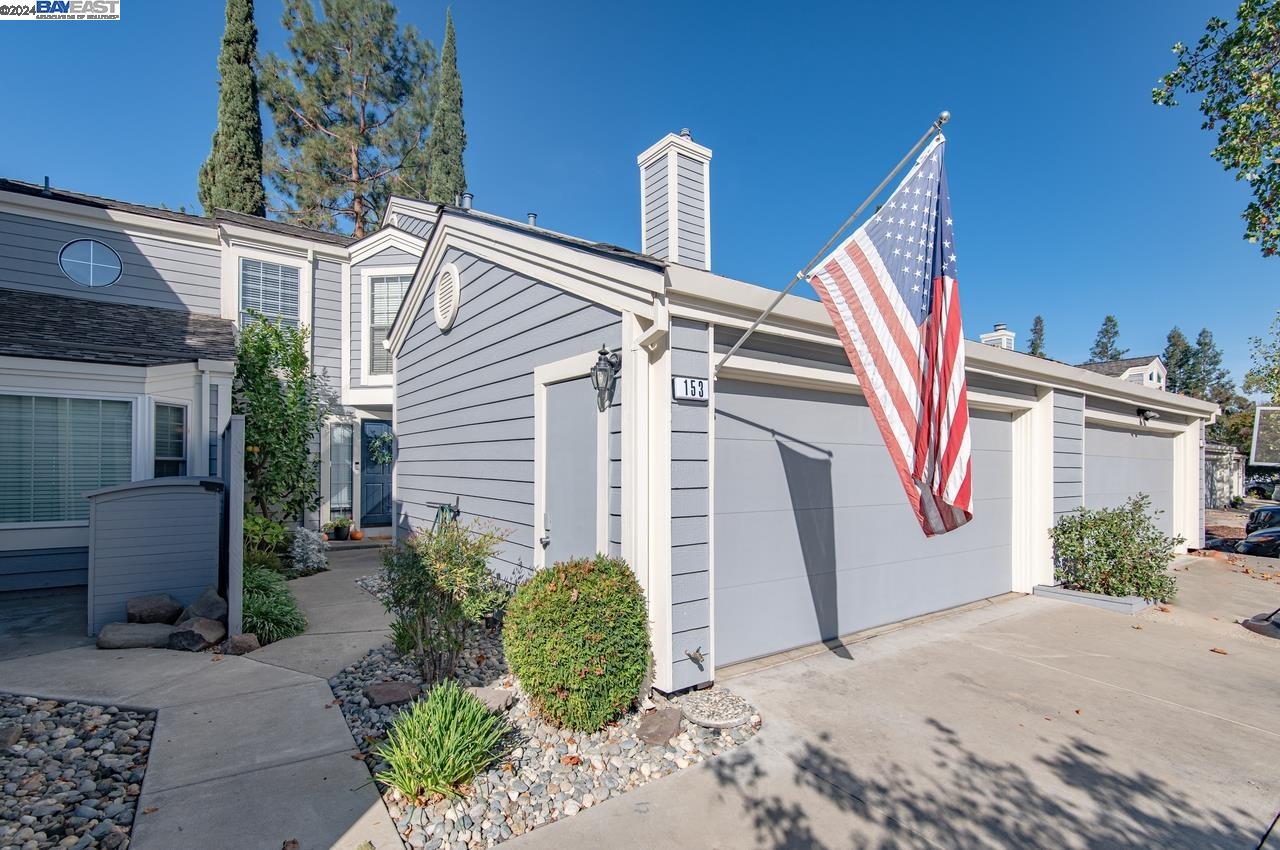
637 129 712 269
980 322 1016 350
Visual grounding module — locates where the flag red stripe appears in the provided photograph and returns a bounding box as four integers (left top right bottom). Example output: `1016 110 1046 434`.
844 241 923 386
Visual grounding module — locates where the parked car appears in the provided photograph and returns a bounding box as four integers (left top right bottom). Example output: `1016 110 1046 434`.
1234 527 1280 558
1246 505 1280 535
1246 474 1279 499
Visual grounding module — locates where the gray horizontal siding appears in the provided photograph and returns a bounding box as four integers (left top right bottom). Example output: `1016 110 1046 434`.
643 161 669 260
351 246 419 387
669 317 711 690
0 547 88 591
674 154 706 268
0 210 221 314
1053 391 1084 521
609 380 623 558
394 248 621 581
313 258 343 393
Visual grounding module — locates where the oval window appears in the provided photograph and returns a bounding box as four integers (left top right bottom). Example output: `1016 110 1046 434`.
59 239 122 288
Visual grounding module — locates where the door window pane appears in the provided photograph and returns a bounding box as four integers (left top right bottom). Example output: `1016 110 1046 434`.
154 404 186 478
330 423 353 518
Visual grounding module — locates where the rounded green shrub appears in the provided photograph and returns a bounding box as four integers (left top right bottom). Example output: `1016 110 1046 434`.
502 555 651 731
242 563 307 644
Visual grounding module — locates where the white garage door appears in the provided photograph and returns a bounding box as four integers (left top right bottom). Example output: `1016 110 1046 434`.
1084 424 1175 534
713 380 1014 666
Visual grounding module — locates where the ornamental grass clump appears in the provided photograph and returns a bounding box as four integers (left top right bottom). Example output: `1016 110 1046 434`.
1050 494 1182 602
375 681 510 801
503 555 651 731
242 563 308 644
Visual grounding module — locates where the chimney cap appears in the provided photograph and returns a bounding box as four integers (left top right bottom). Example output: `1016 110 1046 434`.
679 128 692 139
459 192 473 210
993 322 1007 331
527 212 538 226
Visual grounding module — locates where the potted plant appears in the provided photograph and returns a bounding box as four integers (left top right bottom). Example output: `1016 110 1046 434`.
324 517 353 541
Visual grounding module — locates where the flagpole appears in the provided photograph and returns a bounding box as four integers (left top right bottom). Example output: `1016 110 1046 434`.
713 110 951 375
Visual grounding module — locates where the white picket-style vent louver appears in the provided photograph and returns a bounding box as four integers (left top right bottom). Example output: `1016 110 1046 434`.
434 263 462 330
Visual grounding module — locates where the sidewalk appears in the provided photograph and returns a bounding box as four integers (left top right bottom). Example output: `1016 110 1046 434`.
0 548 399 850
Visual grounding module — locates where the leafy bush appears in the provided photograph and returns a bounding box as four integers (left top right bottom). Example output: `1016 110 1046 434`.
380 520 509 684
290 526 329 575
389 615 418 657
244 515 289 554
244 548 285 574
375 680 509 802
1051 494 1182 602
243 563 308 644
503 555 651 731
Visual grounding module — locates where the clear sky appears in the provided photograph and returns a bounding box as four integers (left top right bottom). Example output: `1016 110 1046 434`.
1 0 1274 383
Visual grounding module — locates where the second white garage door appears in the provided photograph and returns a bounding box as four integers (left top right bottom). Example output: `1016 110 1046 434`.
1084 424 1175 534
713 380 1015 666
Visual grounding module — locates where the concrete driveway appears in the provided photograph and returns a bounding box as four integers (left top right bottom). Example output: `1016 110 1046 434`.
514 556 1280 849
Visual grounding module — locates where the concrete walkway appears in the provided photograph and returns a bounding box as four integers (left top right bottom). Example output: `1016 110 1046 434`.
513 556 1280 850
0 548 399 850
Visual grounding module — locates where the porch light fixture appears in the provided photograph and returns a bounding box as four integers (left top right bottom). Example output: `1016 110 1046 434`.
1138 408 1160 424
591 345 621 412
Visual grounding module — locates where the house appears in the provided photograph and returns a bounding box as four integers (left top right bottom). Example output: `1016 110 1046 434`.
384 131 1218 693
1076 355 1166 390
0 178 426 590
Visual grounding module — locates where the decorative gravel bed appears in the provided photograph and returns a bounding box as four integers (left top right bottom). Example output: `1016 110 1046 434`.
0 694 154 850
337 576 761 849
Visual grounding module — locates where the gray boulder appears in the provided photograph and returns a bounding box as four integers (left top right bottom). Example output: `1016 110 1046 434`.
126 593 183 625
466 687 515 712
636 706 683 745
177 585 228 625
0 723 21 749
365 681 420 708
221 633 261 655
97 622 177 650
168 617 227 652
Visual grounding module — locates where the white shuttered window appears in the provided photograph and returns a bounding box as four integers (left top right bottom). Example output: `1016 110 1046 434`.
0 395 133 523
240 258 301 327
369 274 411 375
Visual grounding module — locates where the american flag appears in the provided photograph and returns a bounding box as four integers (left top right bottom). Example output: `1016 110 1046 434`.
809 135 973 536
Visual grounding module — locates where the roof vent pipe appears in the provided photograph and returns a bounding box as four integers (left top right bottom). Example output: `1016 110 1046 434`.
460 192 473 210
527 212 537 226
679 128 692 140
42 176 51 196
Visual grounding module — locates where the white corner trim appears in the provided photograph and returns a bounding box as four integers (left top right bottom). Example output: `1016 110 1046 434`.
531 350 609 572
666 148 680 265
1011 390 1054 593
360 264 419 387
636 132 713 168
703 322 717 682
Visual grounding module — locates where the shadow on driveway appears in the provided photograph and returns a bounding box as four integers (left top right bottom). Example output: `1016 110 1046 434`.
0 587 91 661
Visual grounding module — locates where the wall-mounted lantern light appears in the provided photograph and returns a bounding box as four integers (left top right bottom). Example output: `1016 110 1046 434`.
591 345 622 412
1138 408 1160 424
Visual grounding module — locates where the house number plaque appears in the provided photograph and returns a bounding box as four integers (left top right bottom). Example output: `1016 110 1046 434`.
672 376 709 402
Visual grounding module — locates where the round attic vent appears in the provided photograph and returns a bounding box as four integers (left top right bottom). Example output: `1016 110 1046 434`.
434 263 462 330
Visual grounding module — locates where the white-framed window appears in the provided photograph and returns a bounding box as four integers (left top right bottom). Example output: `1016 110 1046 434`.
360 265 417 385
369 274 412 375
0 394 133 523
59 239 122 288
154 403 187 478
330 422 354 519
240 257 301 327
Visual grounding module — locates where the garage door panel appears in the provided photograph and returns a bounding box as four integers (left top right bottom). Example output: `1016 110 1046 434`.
1084 424 1174 534
712 439 1013 517
713 380 1015 666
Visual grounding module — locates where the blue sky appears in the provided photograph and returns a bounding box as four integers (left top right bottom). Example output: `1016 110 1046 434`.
1 0 1274 382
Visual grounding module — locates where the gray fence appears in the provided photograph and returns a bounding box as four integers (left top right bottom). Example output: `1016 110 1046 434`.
221 415 245 636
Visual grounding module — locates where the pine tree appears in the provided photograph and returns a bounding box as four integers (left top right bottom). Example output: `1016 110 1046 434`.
426 9 467 205
198 0 267 217
1027 315 1046 358
1162 326 1192 393
260 0 435 237
1088 315 1128 362
1185 328 1234 403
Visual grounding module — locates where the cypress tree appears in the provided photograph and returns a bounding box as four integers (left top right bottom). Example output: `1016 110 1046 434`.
260 0 435 237
198 0 267 217
1162 327 1192 394
426 9 467 205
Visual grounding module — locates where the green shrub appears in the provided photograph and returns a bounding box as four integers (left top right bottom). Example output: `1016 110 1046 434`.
1051 494 1182 602
375 680 509 801
244 515 289 554
389 615 418 657
380 520 509 684
503 555 650 731
242 564 308 644
244 548 285 574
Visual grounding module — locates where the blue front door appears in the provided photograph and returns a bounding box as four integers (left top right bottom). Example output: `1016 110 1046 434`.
360 420 393 527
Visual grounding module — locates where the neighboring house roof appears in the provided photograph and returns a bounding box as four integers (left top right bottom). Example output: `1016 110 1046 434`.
214 208 356 247
0 177 353 247
0 287 236 367
1074 355 1161 378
